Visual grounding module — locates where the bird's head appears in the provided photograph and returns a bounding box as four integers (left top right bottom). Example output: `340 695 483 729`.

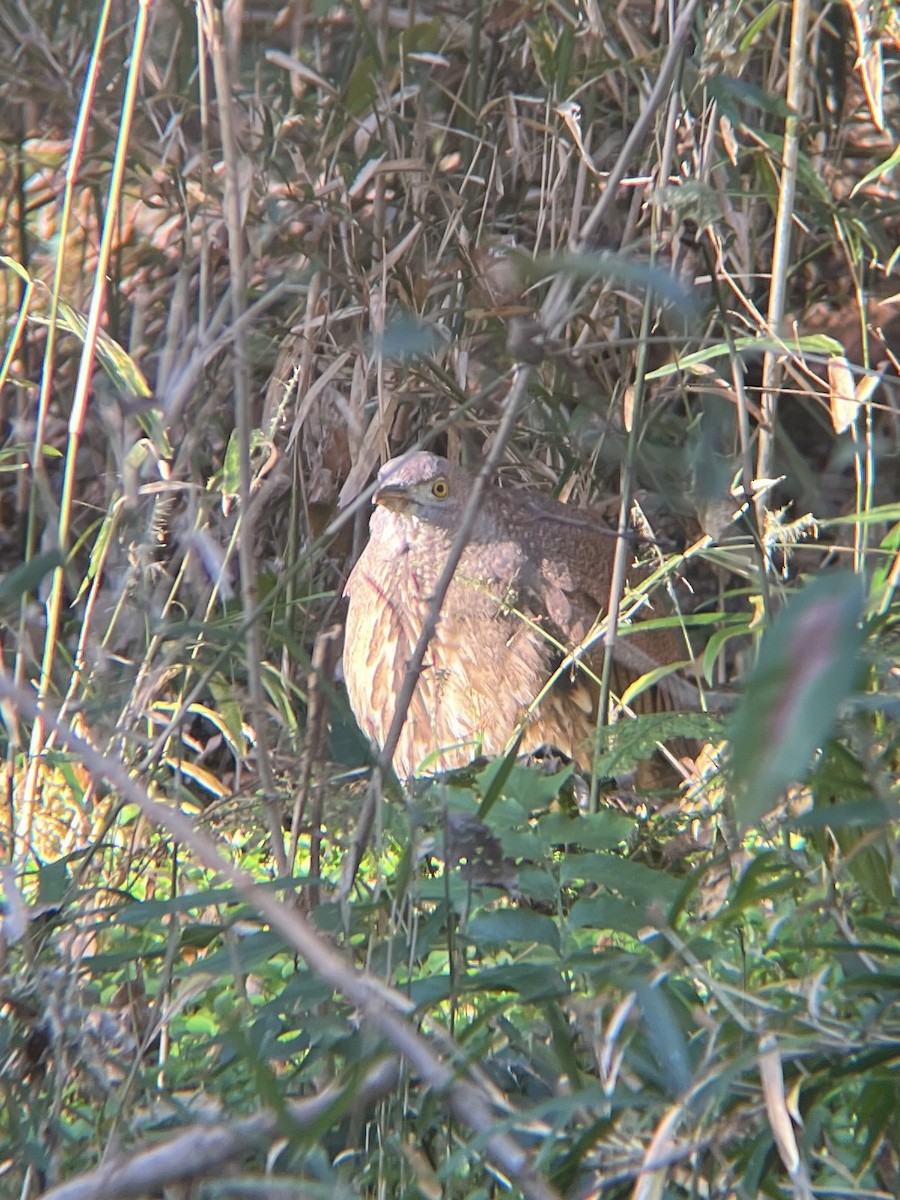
373 452 462 528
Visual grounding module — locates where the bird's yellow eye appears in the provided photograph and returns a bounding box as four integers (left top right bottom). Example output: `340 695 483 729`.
431 478 449 499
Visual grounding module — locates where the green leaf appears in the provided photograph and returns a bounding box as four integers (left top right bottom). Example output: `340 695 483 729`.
703 621 752 683
567 894 649 937
851 142 900 196
481 757 574 817
727 572 866 830
707 74 794 122
467 908 561 953
805 744 894 905
116 877 295 925
525 250 702 314
515 865 564 906
476 735 526 819
753 130 836 207
561 854 682 905
646 332 843 380
221 427 266 499
37 859 72 906
75 507 119 603
0 548 64 612
794 799 893 832
721 852 800 919
870 520 900 607
51 300 152 398
186 929 288 976
635 980 694 1096
542 998 581 1089
136 406 174 461
587 712 720 779
846 846 893 907
206 677 251 756
738 0 783 50
823 503 900 527
0 254 33 285
456 962 568 1002
537 810 633 852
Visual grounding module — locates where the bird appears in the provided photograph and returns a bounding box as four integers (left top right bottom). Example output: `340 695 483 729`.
342 451 688 780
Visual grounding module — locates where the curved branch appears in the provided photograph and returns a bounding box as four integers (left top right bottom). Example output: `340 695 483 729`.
40 1059 400 1200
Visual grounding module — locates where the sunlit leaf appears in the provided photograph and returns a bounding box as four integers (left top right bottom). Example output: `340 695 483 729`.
646 333 843 380
52 300 152 397
827 355 861 433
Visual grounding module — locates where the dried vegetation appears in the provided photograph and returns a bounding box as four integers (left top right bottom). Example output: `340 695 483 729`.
0 0 898 1197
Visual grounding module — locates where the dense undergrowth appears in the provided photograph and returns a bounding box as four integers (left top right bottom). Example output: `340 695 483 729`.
0 0 898 1197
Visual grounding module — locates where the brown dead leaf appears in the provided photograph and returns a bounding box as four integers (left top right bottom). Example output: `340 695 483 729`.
826 354 860 434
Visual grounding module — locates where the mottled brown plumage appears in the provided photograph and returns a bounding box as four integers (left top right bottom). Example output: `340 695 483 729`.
343 452 684 779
